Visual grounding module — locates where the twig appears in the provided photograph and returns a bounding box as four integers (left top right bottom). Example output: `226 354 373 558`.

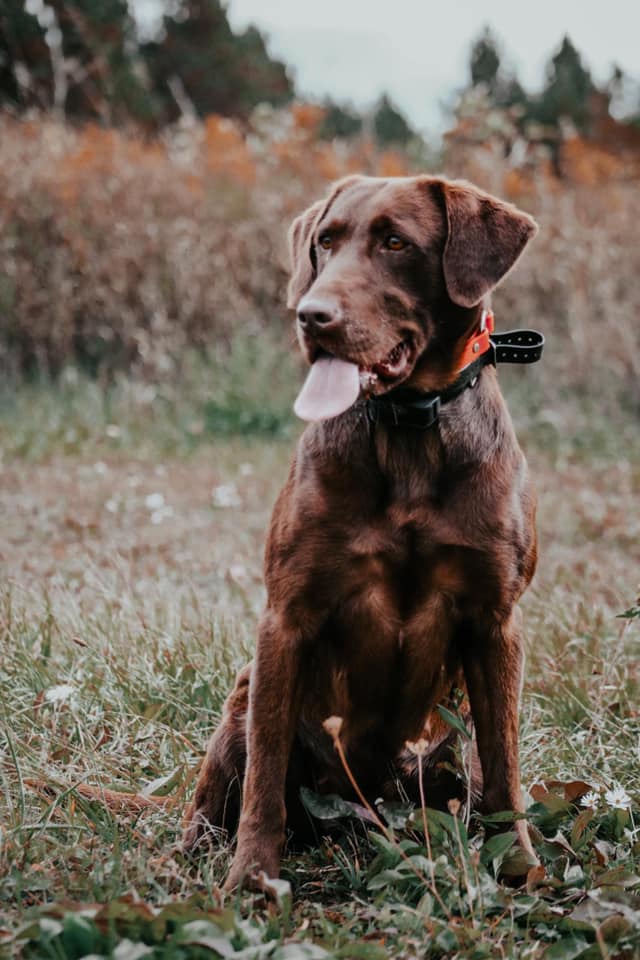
323 717 451 918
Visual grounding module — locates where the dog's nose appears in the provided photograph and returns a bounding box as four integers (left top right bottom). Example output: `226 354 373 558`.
297 298 341 330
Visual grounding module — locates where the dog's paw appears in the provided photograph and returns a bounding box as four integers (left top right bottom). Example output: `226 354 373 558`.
223 843 281 893
223 867 289 902
181 803 228 855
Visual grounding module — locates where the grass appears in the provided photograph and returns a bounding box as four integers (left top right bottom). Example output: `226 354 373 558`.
0 345 639 958
0 332 301 463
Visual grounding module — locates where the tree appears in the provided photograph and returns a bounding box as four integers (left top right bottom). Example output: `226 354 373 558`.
470 27 501 95
317 99 363 140
536 34 593 131
0 0 53 110
467 27 528 113
49 0 154 123
142 0 293 122
233 25 292 116
373 94 414 146
0 0 154 123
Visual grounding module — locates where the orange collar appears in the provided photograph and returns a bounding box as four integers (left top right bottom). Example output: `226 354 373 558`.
457 309 495 371
369 312 544 429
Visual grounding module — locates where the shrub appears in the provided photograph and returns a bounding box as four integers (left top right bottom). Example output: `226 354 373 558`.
0 109 638 415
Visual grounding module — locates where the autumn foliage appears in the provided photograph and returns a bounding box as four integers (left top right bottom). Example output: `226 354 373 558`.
0 105 638 410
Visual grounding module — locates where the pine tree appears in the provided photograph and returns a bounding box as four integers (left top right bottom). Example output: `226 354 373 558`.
536 34 593 131
373 94 414 146
470 27 501 95
317 100 363 140
142 0 292 122
468 27 528 112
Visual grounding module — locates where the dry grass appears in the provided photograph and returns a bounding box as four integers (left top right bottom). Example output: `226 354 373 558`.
0 357 638 955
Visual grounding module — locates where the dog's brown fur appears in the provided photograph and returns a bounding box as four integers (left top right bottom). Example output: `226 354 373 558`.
183 175 539 889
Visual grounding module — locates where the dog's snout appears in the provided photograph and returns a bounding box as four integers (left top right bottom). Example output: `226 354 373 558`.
297 298 341 331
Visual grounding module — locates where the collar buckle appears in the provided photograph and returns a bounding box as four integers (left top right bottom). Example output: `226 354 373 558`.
368 393 441 430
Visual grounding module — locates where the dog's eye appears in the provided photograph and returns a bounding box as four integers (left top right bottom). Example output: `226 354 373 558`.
385 235 407 251
318 234 332 251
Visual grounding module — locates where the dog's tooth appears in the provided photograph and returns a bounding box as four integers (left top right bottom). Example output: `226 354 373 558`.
359 370 378 389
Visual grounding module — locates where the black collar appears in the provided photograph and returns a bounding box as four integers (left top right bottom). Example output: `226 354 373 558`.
366 328 544 430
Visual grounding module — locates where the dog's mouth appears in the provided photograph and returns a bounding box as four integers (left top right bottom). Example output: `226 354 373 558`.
367 338 415 381
294 338 417 423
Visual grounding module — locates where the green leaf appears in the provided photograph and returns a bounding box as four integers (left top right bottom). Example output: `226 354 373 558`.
543 934 591 959
299 786 362 821
527 797 573 831
436 705 472 739
435 928 458 952
112 940 155 960
476 810 529 824
177 920 236 956
368 867 410 891
36 918 64 940
60 914 106 957
275 945 332 959
499 845 540 878
480 831 517 872
570 808 595 849
376 800 414 829
335 943 388 959
599 915 632 945
426 808 459 841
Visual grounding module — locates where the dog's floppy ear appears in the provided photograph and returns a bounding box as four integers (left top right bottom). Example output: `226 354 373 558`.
287 175 365 309
439 180 538 308
286 199 324 309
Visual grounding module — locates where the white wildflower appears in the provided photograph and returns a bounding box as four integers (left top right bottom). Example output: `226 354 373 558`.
105 424 121 439
105 498 119 513
580 791 601 809
212 484 241 508
604 786 632 810
239 462 254 476
145 492 165 510
45 683 76 705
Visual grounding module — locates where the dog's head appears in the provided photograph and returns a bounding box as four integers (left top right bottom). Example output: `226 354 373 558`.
288 175 537 420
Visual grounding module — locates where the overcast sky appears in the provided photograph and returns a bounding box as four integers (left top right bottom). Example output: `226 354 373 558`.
222 0 638 133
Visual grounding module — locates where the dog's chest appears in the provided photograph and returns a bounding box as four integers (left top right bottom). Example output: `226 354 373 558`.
294 436 513 757
337 445 478 618
344 506 466 608
307 509 467 757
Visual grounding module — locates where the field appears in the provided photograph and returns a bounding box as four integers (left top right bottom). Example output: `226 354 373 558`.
1 113 639 959
1 339 639 959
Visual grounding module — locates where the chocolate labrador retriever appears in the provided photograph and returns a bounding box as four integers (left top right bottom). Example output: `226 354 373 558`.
184 175 541 890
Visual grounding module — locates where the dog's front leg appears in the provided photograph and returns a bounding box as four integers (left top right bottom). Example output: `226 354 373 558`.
462 608 536 863
224 608 304 890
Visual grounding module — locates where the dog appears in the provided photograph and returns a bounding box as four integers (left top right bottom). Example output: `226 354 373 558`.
183 174 540 890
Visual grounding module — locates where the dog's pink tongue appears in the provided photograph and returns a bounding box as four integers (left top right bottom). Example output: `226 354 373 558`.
294 355 360 422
